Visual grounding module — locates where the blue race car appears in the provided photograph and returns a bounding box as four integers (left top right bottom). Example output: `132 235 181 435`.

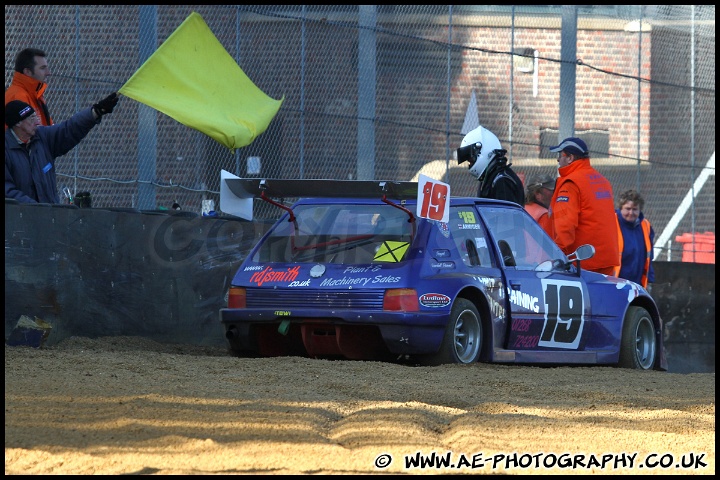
219 177 667 370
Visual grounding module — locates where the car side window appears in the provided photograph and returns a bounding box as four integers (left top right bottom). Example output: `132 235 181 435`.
448 206 494 267
479 206 565 270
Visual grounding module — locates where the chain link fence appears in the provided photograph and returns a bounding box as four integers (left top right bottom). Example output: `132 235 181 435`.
5 5 715 262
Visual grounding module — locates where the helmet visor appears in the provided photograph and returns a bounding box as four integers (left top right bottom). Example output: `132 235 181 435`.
457 143 480 166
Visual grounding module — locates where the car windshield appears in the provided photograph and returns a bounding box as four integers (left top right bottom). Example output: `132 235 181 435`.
252 203 414 264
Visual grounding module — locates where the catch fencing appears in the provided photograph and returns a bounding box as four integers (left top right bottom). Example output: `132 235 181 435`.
4 5 715 262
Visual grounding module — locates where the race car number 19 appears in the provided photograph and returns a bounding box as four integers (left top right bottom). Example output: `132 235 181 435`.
539 279 585 350
417 174 450 223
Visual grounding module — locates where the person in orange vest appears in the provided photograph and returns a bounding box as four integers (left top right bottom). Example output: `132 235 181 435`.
615 189 655 290
5 48 54 129
547 137 619 275
524 172 555 235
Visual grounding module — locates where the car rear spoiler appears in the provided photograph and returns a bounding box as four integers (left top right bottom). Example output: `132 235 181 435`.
220 170 419 220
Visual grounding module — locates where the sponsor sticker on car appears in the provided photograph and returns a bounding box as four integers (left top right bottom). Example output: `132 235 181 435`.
419 293 451 308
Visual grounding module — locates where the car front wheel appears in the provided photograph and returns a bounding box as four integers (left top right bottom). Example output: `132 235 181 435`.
423 298 483 365
618 306 657 370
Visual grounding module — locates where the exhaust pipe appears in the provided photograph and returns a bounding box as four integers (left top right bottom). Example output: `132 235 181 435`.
225 326 239 340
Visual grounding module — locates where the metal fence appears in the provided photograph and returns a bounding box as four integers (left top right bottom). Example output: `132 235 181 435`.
4 5 715 262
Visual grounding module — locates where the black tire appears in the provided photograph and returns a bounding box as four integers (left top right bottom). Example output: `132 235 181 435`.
618 306 657 370
423 298 483 365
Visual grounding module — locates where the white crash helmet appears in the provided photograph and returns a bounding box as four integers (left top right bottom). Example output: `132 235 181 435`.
457 125 503 179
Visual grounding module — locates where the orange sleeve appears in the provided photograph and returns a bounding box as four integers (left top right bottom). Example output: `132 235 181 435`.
537 212 552 235
551 181 580 254
5 86 33 106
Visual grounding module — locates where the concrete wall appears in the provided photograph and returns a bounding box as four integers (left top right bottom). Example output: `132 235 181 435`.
653 261 715 374
5 201 271 347
5 201 713 373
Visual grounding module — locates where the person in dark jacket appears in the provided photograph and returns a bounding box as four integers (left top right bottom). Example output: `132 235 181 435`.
456 125 524 204
615 189 655 289
5 94 119 204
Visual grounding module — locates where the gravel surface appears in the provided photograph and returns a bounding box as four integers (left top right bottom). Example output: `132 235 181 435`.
5 336 715 475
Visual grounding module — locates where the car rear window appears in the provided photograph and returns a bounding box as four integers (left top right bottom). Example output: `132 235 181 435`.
252 203 413 264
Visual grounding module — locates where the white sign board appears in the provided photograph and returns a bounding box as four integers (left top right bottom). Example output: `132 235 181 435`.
416 174 450 223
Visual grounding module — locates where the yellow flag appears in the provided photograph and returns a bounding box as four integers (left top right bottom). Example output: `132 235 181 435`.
119 12 284 152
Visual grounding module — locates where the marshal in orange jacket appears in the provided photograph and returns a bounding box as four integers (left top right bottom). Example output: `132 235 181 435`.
5 71 53 128
547 159 619 275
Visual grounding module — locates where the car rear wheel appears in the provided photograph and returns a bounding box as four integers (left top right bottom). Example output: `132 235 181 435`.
423 298 483 365
618 306 656 370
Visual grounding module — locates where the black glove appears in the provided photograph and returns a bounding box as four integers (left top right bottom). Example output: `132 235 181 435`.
93 92 119 117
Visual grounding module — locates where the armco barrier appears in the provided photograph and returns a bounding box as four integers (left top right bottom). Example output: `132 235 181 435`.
4 201 714 373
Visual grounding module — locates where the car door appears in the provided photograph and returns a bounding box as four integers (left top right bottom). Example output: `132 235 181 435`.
479 204 593 353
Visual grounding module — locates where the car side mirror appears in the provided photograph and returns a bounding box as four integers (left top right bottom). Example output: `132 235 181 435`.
567 244 595 262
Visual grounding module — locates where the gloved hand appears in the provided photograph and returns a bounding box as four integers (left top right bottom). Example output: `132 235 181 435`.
93 92 119 117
